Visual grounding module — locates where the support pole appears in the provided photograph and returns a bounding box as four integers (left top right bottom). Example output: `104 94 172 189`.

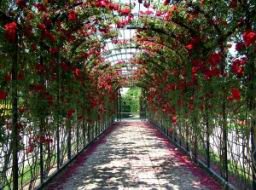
67 119 71 159
206 99 210 168
39 120 44 184
206 115 210 168
39 51 45 185
76 116 79 153
11 31 19 190
219 46 228 182
248 59 256 189
82 120 86 147
56 68 60 169
222 100 228 181
251 122 256 189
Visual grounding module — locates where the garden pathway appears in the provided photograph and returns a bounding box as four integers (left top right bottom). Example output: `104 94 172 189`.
46 121 221 190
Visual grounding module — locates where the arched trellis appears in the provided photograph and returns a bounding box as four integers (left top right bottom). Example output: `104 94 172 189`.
1 1 256 190
104 51 139 59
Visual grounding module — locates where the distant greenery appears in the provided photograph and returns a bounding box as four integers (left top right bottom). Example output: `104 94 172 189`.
121 87 141 115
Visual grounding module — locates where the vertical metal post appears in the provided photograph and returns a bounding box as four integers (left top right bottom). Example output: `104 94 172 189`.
179 122 182 146
82 120 86 147
11 32 19 190
39 120 44 184
119 93 122 121
206 102 210 168
97 120 100 135
39 52 45 185
87 125 91 142
56 121 60 169
219 46 228 182
117 94 119 121
76 116 79 153
248 56 255 189
97 121 99 136
222 101 228 181
101 119 103 133
98 119 101 134
172 117 175 141
192 116 198 163
251 122 256 189
93 122 96 138
95 121 97 137
56 55 60 169
194 132 198 162
67 119 71 159
103 118 105 131
95 121 97 136
91 123 93 140
186 120 189 151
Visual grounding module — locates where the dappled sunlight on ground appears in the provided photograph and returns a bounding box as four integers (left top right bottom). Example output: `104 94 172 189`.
46 122 221 190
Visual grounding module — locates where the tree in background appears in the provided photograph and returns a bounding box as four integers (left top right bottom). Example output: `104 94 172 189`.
121 87 141 116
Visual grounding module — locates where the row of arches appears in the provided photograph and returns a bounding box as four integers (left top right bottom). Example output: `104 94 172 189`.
0 0 255 189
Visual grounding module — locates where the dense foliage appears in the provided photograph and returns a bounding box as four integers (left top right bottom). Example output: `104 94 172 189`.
0 0 255 189
121 87 141 116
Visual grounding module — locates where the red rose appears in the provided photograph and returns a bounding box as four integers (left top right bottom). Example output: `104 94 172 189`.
227 87 241 101
164 0 170 6
19 107 25 113
231 88 241 101
231 63 244 77
26 145 34 153
230 0 237 8
73 68 81 77
235 42 244 51
120 8 131 16
35 64 45 74
208 53 222 66
38 23 46 30
171 115 177 124
242 31 256 47
143 1 150 8
60 63 69 72
31 43 37 51
16 0 26 8
109 3 120 10
185 43 193 50
0 90 7 100
4 73 11 82
68 10 77 21
4 22 17 43
95 0 109 8
231 58 247 77
67 109 75 118
78 115 84 120
227 96 234 101
33 3 47 12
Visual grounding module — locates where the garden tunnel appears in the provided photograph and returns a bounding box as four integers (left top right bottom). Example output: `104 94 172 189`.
0 0 256 189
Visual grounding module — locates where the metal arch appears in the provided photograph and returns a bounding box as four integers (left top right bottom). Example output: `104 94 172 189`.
103 46 141 53
109 58 142 69
71 24 184 56
113 63 141 69
70 26 184 58
111 61 142 68
104 51 141 59
52 1 197 52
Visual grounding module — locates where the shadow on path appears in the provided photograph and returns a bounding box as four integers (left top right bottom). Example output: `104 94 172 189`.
45 121 221 190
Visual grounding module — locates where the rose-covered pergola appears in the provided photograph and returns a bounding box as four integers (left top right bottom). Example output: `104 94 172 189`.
0 0 255 189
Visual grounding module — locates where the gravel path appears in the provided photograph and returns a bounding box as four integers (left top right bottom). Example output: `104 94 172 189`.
46 121 221 190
